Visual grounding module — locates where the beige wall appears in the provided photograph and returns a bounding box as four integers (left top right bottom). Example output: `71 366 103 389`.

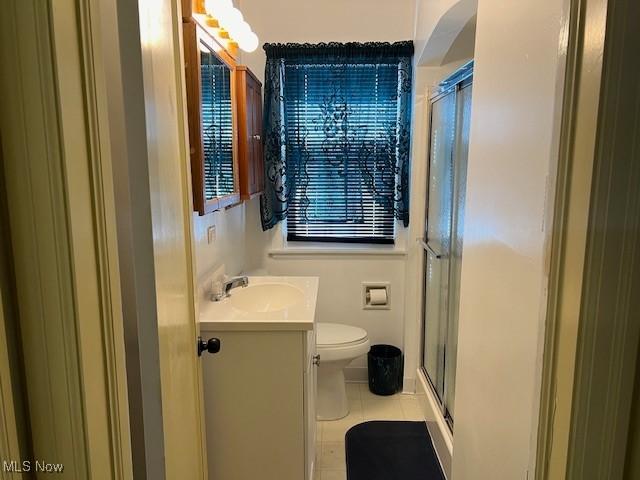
413 0 476 65
450 0 568 477
193 207 246 286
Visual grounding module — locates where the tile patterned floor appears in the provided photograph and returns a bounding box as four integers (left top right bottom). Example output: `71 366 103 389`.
314 383 425 480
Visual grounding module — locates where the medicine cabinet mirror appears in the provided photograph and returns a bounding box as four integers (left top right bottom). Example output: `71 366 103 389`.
183 20 240 214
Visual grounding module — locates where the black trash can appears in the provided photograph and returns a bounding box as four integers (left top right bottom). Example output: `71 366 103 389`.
368 344 403 396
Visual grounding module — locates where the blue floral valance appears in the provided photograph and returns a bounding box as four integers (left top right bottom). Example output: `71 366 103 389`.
260 41 414 235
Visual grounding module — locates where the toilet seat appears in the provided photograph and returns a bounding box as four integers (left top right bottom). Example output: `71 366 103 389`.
316 323 370 363
317 323 368 347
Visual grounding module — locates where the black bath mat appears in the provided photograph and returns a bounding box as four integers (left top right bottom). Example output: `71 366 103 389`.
345 421 445 480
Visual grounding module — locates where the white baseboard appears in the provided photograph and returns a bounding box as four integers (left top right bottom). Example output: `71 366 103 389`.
344 368 417 394
402 376 416 393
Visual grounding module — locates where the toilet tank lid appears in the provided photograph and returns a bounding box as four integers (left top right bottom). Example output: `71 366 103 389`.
316 322 368 346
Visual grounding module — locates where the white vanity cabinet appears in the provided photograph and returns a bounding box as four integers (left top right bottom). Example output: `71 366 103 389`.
304 328 318 479
201 327 317 480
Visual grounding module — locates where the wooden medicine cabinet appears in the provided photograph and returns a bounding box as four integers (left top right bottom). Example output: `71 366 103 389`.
182 3 265 213
183 19 240 215
235 66 264 200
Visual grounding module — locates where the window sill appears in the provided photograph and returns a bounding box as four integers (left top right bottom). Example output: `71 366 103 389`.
268 245 407 257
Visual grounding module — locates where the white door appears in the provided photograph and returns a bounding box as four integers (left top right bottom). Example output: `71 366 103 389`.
138 0 209 477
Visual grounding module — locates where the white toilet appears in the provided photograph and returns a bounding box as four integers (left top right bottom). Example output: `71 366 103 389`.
316 322 370 420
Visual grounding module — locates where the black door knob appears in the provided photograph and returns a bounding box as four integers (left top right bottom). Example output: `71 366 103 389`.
197 336 221 356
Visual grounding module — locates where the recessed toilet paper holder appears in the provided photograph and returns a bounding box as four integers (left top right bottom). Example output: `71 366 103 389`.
362 282 390 310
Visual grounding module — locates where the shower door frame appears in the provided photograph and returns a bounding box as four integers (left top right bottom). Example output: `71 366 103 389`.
420 62 473 431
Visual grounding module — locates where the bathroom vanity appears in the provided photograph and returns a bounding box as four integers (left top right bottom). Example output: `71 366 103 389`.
199 276 318 480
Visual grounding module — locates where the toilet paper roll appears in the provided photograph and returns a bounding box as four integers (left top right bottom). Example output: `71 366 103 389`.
368 288 388 306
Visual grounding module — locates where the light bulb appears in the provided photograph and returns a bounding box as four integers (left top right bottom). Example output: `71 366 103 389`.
236 25 253 50
224 7 244 38
230 19 250 44
239 31 259 52
204 0 214 15
213 0 233 24
217 0 233 11
237 20 252 38
204 0 227 16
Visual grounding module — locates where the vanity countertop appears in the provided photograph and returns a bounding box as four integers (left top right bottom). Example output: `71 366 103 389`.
199 276 319 332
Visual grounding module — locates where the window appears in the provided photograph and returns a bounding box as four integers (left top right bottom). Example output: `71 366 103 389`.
260 42 413 244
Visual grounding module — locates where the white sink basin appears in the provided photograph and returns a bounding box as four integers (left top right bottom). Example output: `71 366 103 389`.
199 276 319 331
228 283 304 313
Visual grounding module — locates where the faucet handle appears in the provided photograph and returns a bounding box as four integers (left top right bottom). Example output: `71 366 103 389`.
211 279 224 301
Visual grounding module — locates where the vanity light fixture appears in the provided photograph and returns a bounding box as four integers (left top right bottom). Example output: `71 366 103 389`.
203 0 259 52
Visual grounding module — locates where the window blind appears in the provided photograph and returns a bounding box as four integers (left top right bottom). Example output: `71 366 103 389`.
200 47 234 200
284 62 401 244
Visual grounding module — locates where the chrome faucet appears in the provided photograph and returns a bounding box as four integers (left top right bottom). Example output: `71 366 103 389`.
212 276 249 301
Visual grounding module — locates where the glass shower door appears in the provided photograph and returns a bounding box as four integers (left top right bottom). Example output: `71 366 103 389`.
444 79 472 420
422 91 456 401
421 62 473 428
